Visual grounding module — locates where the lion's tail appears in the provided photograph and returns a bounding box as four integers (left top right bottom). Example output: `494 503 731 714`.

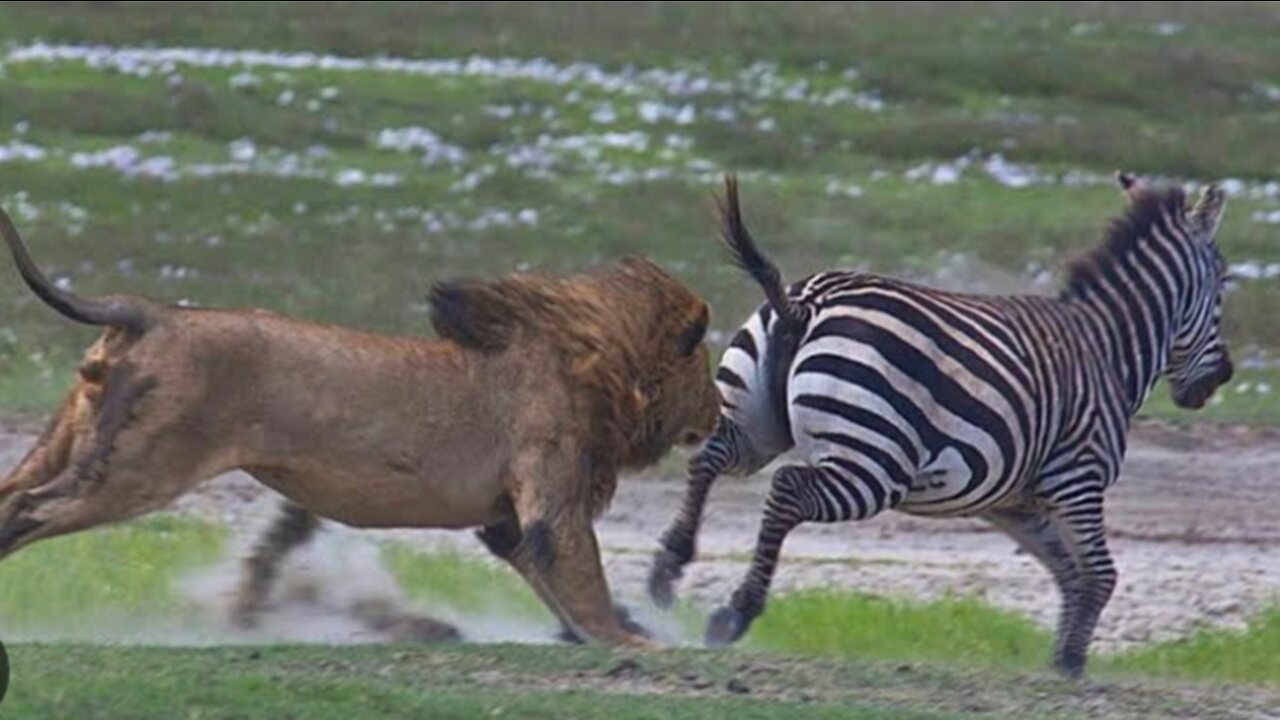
717 174 807 331
0 205 149 330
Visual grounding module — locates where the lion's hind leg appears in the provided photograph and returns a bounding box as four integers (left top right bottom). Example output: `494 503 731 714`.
0 359 216 560
234 495 461 643
0 435 207 559
350 597 461 643
0 382 97 507
231 498 321 628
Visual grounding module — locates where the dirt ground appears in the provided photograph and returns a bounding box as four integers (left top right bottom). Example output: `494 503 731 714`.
1 417 1277 651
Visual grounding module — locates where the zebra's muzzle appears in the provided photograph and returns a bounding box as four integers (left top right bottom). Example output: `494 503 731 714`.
1172 360 1233 410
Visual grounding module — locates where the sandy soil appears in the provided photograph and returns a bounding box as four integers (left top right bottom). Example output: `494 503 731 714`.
1 418 1277 651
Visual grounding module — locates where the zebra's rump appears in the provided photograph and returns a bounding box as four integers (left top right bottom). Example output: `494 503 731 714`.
786 274 1041 516
716 304 796 459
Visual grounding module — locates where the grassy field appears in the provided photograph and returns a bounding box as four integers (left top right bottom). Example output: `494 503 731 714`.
2 522 1280 718
1 520 1277 689
364 542 1280 687
0 1 1277 419
0 518 223 633
12 641 1280 720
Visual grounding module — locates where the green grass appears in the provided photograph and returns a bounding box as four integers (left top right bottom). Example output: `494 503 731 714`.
1103 608 1280 686
381 543 1280 688
749 589 1052 668
6 641 1280 720
747 586 1280 686
2 646 913 720
0 518 1278 703
0 644 999 720
0 1 1274 179
0 517 225 632
380 543 549 621
749 586 1280 687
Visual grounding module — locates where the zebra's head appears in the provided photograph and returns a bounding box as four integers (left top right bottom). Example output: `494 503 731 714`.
1124 175 1234 409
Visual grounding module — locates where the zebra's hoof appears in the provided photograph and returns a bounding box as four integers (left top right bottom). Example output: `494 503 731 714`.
705 606 749 647
647 550 684 609
1052 655 1086 680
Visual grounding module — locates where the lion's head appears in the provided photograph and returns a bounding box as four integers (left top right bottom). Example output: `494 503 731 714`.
608 258 720 469
429 256 720 472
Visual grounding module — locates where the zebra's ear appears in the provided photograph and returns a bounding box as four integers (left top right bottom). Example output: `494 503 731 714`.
1190 183 1228 239
1114 171 1143 201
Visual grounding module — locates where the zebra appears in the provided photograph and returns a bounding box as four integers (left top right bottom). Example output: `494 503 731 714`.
649 173 1233 677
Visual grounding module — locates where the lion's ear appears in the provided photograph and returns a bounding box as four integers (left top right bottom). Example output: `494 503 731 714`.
677 304 710 357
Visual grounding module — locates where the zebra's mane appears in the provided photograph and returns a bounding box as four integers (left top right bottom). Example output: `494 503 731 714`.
1060 184 1187 300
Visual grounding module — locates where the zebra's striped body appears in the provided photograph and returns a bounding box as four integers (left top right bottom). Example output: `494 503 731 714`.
716 275 1130 520
650 175 1233 677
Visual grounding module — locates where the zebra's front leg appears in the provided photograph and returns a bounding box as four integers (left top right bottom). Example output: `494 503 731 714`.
706 460 898 646
649 417 764 608
1042 485 1117 678
984 506 1085 673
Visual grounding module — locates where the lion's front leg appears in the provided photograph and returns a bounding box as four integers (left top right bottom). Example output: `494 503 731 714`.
501 450 653 648
477 513 648 644
523 511 651 648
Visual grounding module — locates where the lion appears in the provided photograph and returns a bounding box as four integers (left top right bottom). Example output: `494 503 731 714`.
0 206 720 646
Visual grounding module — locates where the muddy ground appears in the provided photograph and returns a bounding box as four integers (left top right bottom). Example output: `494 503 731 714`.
1 418 1277 651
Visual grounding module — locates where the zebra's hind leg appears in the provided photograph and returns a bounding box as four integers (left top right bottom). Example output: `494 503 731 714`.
706 460 901 646
649 417 769 609
983 506 1086 674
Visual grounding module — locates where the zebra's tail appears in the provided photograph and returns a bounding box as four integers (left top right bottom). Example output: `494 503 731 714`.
716 174 807 331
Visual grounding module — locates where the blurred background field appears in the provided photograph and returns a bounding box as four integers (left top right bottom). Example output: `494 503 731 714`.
0 1 1278 418
1 3 1279 718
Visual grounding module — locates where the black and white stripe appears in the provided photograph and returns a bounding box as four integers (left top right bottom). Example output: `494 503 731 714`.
650 174 1233 677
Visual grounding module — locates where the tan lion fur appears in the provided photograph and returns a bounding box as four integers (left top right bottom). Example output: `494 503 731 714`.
0 207 720 646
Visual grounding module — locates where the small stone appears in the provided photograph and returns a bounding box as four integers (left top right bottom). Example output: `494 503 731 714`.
603 658 641 679
726 678 751 694
1206 599 1241 616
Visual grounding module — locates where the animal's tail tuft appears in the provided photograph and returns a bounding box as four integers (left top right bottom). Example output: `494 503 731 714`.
716 175 807 330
